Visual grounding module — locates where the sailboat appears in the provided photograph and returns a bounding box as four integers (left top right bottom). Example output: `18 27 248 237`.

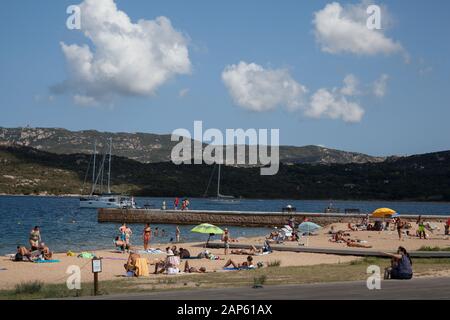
79 138 135 209
204 163 240 203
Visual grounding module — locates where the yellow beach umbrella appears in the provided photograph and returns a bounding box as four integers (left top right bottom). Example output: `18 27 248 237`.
372 208 397 218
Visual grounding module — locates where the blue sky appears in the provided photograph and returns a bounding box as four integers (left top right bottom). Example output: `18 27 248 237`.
1 0 449 156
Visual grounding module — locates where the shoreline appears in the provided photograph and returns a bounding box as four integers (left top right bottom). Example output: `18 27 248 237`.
1 193 450 205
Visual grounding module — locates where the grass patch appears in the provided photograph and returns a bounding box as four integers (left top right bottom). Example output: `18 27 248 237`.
267 260 281 267
15 281 43 295
2 257 450 300
253 275 267 287
418 246 450 252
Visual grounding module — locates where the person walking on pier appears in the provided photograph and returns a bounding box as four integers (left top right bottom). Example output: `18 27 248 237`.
174 197 180 210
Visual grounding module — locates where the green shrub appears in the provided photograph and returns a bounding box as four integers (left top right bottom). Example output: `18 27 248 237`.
15 281 44 295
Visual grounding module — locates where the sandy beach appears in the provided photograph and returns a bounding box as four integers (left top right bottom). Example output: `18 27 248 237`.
1 222 449 290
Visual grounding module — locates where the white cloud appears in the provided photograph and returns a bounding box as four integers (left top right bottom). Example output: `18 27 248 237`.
341 74 360 96
73 94 100 106
372 74 389 97
307 89 364 123
54 0 191 105
179 88 190 98
305 75 364 123
313 1 405 58
221 61 308 112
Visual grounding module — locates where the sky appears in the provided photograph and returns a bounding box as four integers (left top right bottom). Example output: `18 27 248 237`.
0 0 449 157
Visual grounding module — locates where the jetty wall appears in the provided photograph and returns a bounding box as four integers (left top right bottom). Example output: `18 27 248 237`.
98 208 449 227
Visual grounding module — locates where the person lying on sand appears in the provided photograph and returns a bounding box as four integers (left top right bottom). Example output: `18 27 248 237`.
124 250 141 276
345 239 372 248
183 261 206 273
223 255 254 269
348 223 359 231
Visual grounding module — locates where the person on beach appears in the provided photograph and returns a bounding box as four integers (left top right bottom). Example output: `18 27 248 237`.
29 226 41 250
15 246 34 262
445 219 450 236
417 219 427 239
154 251 180 274
395 217 404 240
383 246 413 280
179 247 190 259
176 226 180 242
125 226 133 247
114 236 129 252
174 197 179 210
184 260 206 273
223 255 254 269
38 242 52 260
124 250 141 276
222 228 230 255
143 224 152 250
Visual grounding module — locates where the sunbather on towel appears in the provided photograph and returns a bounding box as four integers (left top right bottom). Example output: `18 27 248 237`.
223 255 255 269
183 261 206 273
346 239 372 248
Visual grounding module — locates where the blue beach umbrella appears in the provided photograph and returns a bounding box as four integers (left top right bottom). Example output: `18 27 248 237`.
298 221 322 234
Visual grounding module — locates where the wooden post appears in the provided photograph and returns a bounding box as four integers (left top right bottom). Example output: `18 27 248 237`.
92 257 102 296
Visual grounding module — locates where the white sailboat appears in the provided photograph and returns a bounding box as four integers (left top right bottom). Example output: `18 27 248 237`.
79 138 135 209
206 163 240 203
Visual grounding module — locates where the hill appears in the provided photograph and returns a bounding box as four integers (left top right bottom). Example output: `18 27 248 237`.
0 127 384 164
1 145 449 201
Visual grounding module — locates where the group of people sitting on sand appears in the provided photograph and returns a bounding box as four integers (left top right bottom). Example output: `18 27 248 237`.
14 226 53 262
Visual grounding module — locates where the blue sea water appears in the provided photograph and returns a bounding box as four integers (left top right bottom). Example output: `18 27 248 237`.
0 196 449 255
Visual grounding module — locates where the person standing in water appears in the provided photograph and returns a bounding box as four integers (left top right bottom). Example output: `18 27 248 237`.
29 226 41 251
142 223 152 250
222 228 230 255
176 226 180 243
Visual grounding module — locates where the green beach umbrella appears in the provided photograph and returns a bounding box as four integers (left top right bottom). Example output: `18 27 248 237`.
191 223 224 246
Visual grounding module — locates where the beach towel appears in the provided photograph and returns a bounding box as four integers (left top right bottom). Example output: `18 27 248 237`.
255 252 271 256
78 252 95 259
137 249 164 255
103 257 127 261
34 259 60 263
134 258 149 277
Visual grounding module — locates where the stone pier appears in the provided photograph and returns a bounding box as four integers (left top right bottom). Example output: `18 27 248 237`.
98 208 449 228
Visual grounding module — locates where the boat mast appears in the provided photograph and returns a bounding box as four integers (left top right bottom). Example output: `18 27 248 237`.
107 138 112 194
217 163 221 198
91 140 96 195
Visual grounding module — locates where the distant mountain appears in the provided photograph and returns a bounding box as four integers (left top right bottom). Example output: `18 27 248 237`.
1 144 449 201
0 127 384 164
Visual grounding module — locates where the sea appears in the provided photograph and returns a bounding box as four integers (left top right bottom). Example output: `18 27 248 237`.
1 195 450 255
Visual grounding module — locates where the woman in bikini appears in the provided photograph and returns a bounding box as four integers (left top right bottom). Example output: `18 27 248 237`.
143 223 152 250
29 226 41 250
